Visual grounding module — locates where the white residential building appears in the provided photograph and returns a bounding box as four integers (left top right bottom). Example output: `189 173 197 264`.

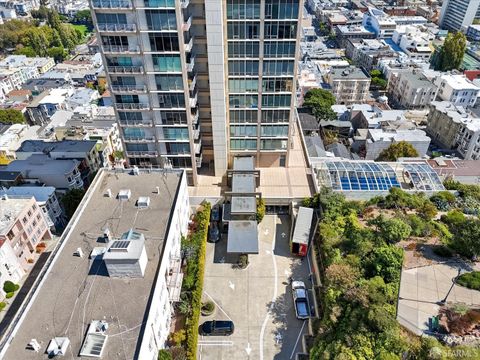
365 128 431 160
387 69 438 109
362 7 397 38
392 25 433 61
436 74 480 108
325 66 371 104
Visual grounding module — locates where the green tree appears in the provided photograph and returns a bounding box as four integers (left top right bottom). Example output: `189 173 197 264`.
371 215 411 243
371 77 387 89
451 219 480 258
14 46 37 57
74 10 92 25
376 141 419 161
61 188 85 219
366 246 404 283
370 69 382 78
436 32 467 71
47 46 67 62
256 198 265 222
0 109 25 124
303 88 337 121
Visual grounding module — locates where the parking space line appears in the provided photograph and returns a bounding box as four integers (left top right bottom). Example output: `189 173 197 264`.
259 214 278 360
289 320 306 359
203 290 233 321
198 341 234 346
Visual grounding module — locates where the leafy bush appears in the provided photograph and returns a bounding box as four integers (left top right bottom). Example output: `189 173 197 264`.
169 330 186 347
432 245 453 258
457 271 480 291
182 202 210 360
5 292 14 299
201 301 215 315
0 302 6 311
158 349 172 360
238 254 249 269
430 191 456 211
256 198 265 223
3 281 16 293
370 215 412 243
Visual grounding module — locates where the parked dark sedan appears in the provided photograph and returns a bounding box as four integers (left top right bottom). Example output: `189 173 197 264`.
209 222 220 243
201 320 235 336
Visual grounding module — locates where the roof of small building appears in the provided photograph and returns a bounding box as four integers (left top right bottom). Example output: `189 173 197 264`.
0 196 33 235
17 139 97 154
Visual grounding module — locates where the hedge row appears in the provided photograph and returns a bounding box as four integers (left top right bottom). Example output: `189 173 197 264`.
184 202 211 360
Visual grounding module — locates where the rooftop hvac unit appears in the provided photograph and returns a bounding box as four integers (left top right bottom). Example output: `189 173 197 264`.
137 196 150 208
155 186 160 194
118 189 131 201
105 188 112 198
103 228 110 242
132 166 140 175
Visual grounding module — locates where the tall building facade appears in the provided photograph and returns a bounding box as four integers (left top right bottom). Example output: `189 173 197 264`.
439 0 480 32
91 0 303 184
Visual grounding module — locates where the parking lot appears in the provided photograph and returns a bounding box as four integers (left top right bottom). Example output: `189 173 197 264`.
199 214 310 360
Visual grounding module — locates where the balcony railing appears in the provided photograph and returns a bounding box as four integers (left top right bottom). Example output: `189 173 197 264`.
111 84 147 93
123 136 156 143
184 37 193 52
189 93 197 108
126 150 158 157
92 0 132 9
195 153 202 168
118 120 153 127
191 110 199 124
97 23 136 32
138 0 175 7
180 0 189 8
115 103 150 110
166 255 183 302
188 75 196 92
182 16 192 31
107 65 144 74
102 45 140 53
193 128 200 140
186 57 195 72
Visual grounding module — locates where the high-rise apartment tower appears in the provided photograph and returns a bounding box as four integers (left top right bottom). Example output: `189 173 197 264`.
90 0 303 185
439 0 480 32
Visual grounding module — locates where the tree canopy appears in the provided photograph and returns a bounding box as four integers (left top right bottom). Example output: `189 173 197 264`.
435 32 467 71
61 188 85 219
303 88 337 121
0 109 25 124
376 141 419 161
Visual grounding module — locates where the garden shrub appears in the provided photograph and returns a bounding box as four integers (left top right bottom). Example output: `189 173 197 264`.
5 292 14 299
158 349 172 360
3 281 16 293
169 330 186 347
238 254 249 269
457 271 480 291
0 302 6 311
201 301 215 315
256 198 265 222
183 202 210 360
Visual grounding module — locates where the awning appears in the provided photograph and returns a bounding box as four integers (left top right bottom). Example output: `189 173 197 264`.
227 221 258 254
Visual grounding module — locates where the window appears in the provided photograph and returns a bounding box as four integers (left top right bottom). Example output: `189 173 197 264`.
262 78 293 92
32 220 37 227
101 35 128 46
152 55 181 72
263 60 294 75
229 79 258 93
123 127 145 139
265 0 299 19
106 56 133 67
119 112 143 121
126 143 149 151
149 33 179 52
262 94 291 107
261 110 290 123
155 75 183 91
261 125 289 136
228 41 260 58
230 110 258 123
159 111 187 125
165 142 190 154
115 94 140 103
228 60 259 75
96 13 127 24
145 10 177 30
226 0 261 19
264 21 297 39
261 139 287 150
36 214 41 220
22 217 27 224
230 125 257 136
264 41 296 57
230 139 257 150
157 93 185 108
169 157 192 168
227 22 260 39
229 94 258 108
27 210 32 217
163 127 189 140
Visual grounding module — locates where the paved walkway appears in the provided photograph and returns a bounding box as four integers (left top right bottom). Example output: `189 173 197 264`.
397 261 480 335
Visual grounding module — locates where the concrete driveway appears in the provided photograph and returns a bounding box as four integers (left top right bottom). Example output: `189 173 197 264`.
199 215 310 360
397 261 480 335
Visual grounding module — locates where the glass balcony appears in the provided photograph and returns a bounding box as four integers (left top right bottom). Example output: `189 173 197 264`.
123 136 156 143
97 23 136 32
138 0 175 8
107 65 144 74
180 0 189 8
195 153 202 168
184 37 194 52
110 84 147 93
182 16 192 32
102 45 140 54
115 103 150 110
126 150 158 157
118 120 153 127
186 56 195 72
92 0 132 9
191 110 199 125
189 93 197 108
188 75 196 92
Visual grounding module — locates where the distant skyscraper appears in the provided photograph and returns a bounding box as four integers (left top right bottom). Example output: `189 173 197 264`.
91 0 303 185
439 0 480 32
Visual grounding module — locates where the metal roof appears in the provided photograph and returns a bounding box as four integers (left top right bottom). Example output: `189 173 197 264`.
227 221 259 254
292 207 314 246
